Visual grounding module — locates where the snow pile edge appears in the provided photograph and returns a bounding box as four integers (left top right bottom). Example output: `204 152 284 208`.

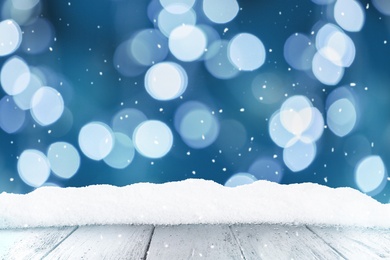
0 179 389 229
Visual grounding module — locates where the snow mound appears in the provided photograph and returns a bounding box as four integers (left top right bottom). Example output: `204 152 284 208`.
0 179 389 229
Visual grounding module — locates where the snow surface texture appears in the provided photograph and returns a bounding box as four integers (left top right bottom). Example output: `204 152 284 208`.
0 179 389 229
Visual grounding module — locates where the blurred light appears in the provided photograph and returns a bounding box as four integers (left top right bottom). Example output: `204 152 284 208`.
327 98 357 137
310 0 335 5
1 0 42 26
224 173 257 187
251 73 285 104
113 40 146 77
249 158 283 183
269 110 296 148
47 142 80 179
145 62 188 100
147 0 162 23
11 0 40 10
284 33 315 71
355 155 387 196
12 72 42 110
130 29 168 66
203 0 239 24
204 40 239 79
312 51 344 85
0 19 22 56
48 107 74 138
160 0 195 14
334 0 365 32
0 96 26 134
174 101 219 149
30 87 64 126
316 23 355 67
197 24 220 59
280 95 313 136
343 135 372 167
169 25 207 62
17 149 50 188
133 120 173 158
112 108 147 138
283 140 316 172
1 56 30 95
157 8 196 37
20 18 54 54
269 96 324 149
372 0 390 16
301 107 324 143
228 33 266 71
104 132 135 169
78 122 115 161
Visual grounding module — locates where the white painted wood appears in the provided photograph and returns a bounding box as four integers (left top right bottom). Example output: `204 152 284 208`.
308 226 390 259
0 226 76 260
232 224 342 259
146 225 243 259
44 225 153 260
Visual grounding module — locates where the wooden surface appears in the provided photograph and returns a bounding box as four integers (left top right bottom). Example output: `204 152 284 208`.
1 224 389 259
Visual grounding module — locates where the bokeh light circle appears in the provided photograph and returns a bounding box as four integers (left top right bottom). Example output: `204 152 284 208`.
112 108 147 138
104 133 135 169
11 0 40 10
0 19 22 56
78 122 115 161
12 72 42 110
47 142 80 179
157 8 197 37
130 29 168 66
133 120 173 158
174 101 220 149
1 56 30 95
372 0 390 15
0 95 26 134
312 51 344 85
224 173 257 187
169 25 207 62
203 0 239 24
145 62 188 100
160 0 195 14
204 40 239 79
334 0 365 32
327 98 357 137
30 87 65 126
316 23 356 67
355 156 387 196
284 33 315 71
228 33 266 71
283 140 316 172
17 149 50 188
269 111 296 148
20 18 54 54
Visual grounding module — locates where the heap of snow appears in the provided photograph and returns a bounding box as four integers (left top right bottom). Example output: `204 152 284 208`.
0 179 389 229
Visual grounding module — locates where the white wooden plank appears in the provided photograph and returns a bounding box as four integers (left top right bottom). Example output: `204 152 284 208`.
232 224 342 259
308 226 390 259
0 226 76 260
44 225 153 260
146 225 243 259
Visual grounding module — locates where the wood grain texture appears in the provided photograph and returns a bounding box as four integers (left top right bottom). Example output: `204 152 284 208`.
308 226 390 259
44 225 153 260
231 224 342 260
0 226 76 260
145 225 244 259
